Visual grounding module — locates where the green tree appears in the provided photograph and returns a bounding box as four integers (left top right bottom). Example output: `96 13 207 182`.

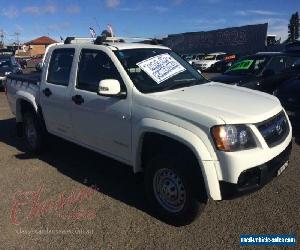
288 12 299 42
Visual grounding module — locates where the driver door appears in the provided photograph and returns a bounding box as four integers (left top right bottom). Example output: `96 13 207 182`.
69 48 131 162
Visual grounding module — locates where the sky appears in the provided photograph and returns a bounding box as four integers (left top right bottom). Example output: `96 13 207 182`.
0 0 299 44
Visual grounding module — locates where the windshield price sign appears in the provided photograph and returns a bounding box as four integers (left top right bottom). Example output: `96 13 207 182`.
227 60 254 71
137 53 186 84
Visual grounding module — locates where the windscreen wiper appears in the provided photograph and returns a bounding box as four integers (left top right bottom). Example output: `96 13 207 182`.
163 79 197 91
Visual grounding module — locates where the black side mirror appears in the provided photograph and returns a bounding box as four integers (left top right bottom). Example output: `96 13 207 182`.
291 63 300 71
262 69 275 77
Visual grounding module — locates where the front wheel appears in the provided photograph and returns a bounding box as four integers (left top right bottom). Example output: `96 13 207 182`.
145 154 205 226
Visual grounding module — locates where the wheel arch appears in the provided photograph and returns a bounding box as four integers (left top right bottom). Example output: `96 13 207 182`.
15 92 38 123
133 118 222 200
15 95 46 137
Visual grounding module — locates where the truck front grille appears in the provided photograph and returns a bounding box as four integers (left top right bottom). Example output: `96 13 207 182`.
256 111 289 148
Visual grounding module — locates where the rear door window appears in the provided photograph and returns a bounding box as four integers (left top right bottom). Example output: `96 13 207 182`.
286 56 300 69
265 56 286 74
47 48 75 86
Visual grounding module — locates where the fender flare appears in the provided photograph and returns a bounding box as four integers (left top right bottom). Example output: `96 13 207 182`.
15 91 38 122
133 118 222 200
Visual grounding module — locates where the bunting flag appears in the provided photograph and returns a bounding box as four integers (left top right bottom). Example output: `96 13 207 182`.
89 27 96 38
107 24 114 38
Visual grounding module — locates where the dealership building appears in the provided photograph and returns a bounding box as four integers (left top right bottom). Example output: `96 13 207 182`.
162 23 281 55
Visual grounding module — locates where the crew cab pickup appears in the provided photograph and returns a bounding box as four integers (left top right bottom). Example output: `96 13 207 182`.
5 37 293 225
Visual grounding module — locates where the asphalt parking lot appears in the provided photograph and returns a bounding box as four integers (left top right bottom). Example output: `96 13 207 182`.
0 85 299 249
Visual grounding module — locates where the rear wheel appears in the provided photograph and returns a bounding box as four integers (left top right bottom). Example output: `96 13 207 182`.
145 154 206 226
23 111 45 154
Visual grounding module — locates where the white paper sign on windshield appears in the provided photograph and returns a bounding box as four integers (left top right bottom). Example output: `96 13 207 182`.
136 53 186 84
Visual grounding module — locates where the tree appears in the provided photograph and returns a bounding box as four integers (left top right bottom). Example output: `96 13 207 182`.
288 12 299 42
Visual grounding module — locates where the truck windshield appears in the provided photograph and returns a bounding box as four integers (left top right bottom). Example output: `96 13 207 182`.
114 49 208 93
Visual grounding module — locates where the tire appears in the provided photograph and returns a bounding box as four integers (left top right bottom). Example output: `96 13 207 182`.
145 154 206 226
23 111 45 154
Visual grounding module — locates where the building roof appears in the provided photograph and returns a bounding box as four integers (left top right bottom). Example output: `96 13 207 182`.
25 36 57 45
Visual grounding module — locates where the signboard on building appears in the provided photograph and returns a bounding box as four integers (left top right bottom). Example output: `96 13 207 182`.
162 23 268 55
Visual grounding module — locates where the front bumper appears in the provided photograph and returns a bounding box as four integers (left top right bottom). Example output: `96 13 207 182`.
219 142 292 199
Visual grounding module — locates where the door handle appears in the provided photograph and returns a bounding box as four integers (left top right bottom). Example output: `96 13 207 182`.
72 95 84 105
43 88 52 97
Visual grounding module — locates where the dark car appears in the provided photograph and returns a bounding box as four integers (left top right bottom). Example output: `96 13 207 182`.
275 74 300 142
211 52 300 94
208 54 239 73
0 55 22 90
275 74 300 112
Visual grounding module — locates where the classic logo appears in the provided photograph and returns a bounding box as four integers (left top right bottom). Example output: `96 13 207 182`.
275 118 286 135
276 122 283 135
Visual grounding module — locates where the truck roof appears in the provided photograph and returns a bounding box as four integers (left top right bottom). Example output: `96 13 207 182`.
57 36 170 51
50 42 170 52
53 42 170 52
104 42 170 51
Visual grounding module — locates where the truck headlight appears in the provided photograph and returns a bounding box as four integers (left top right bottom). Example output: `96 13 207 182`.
211 125 256 151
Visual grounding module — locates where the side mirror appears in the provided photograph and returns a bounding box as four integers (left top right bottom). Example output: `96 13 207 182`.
262 69 275 77
291 63 300 70
98 79 126 98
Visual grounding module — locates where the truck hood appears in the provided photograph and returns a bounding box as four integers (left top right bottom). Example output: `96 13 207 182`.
146 82 282 125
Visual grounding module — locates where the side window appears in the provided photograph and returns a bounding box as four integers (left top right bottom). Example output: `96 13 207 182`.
77 49 124 92
47 48 75 86
216 55 224 60
265 56 285 74
286 56 300 69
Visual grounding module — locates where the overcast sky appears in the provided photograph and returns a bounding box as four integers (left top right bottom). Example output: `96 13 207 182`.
0 0 299 44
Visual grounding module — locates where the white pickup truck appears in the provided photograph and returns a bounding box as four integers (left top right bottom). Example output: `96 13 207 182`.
5 37 293 225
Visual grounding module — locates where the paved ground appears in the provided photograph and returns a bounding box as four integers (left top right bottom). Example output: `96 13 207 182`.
0 82 299 249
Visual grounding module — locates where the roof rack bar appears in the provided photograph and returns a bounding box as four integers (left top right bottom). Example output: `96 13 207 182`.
64 37 95 44
64 36 162 45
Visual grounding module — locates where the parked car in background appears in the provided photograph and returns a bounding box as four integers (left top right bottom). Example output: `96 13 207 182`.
0 55 22 90
212 52 300 94
188 53 205 65
194 52 226 71
276 77 300 115
182 53 205 65
207 54 239 73
275 63 300 113
16 57 28 69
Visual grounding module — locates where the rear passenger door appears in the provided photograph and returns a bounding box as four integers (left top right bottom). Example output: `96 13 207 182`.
40 48 75 138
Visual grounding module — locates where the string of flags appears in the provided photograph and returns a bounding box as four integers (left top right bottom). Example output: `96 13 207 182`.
89 25 114 39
